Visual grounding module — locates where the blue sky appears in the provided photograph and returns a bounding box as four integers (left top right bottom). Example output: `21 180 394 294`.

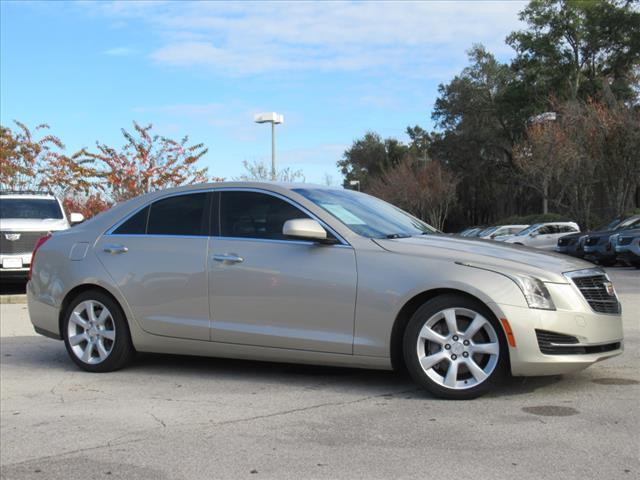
1 1 526 183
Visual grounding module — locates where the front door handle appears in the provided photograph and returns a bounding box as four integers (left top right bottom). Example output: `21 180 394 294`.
103 244 128 255
213 254 244 264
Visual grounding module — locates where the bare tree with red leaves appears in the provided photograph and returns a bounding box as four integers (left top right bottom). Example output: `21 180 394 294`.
80 122 212 202
369 158 458 230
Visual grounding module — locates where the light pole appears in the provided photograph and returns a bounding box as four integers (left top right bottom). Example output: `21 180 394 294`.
254 112 284 181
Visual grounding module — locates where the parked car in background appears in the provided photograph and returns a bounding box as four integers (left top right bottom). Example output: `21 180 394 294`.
555 218 623 258
499 222 580 250
477 225 528 240
27 182 623 400
458 227 484 237
613 228 640 268
583 215 640 265
0 191 84 279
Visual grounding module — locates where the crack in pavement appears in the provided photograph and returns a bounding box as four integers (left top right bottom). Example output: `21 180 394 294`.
1 387 420 468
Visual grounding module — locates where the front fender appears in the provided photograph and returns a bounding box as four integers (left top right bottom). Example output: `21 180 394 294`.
353 249 526 357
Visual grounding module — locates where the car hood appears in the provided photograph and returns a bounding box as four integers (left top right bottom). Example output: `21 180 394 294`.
373 234 595 283
0 218 69 232
586 229 618 240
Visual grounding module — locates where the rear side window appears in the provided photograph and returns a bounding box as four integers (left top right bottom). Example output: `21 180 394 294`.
113 206 149 235
219 191 310 240
147 193 208 236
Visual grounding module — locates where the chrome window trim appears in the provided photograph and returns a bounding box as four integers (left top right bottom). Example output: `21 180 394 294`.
105 187 351 247
211 236 352 248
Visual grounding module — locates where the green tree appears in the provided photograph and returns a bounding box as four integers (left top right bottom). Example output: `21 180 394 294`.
507 0 640 103
337 131 409 189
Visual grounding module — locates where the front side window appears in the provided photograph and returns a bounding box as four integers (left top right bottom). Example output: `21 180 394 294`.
219 191 310 240
537 225 556 235
0 198 63 219
147 193 208 236
294 188 437 239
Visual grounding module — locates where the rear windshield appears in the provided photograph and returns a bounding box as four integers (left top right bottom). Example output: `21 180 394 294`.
0 199 63 219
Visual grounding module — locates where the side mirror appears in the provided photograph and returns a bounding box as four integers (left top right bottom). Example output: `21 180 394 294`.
529 232 538 237
283 218 331 243
69 212 85 224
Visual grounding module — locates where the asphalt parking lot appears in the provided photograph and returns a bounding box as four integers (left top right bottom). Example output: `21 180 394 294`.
1 269 638 480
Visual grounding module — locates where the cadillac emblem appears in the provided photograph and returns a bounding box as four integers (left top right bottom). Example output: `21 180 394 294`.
4 233 20 241
603 281 616 297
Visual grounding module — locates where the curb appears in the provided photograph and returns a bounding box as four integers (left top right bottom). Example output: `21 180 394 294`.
0 295 27 304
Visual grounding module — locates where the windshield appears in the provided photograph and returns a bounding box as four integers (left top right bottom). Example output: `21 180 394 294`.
0 198 63 220
597 219 621 231
293 188 438 239
478 226 498 237
616 217 640 230
515 223 541 236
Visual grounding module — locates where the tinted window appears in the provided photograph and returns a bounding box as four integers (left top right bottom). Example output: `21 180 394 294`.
147 193 208 236
113 206 149 235
220 191 310 240
559 225 577 233
0 199 63 219
537 226 555 235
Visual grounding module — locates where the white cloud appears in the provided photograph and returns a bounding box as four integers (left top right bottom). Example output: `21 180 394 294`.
103 47 134 56
88 1 527 76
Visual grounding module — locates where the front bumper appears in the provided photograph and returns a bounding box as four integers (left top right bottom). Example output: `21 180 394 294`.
491 280 623 376
583 244 615 262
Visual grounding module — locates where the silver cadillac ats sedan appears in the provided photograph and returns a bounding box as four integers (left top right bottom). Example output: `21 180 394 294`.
27 183 624 399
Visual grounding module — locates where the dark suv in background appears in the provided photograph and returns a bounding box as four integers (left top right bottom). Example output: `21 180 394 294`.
582 215 640 265
555 218 621 258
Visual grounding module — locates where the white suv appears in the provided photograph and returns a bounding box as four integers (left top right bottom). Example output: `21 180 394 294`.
0 191 84 279
499 222 580 250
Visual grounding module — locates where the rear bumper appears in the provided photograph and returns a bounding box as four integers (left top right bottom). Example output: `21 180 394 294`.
492 302 623 376
0 253 31 278
27 281 61 340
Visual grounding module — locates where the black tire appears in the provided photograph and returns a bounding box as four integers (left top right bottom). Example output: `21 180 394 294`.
62 290 135 372
403 294 508 400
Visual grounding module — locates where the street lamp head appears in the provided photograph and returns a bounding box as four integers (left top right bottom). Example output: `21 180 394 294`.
254 112 284 124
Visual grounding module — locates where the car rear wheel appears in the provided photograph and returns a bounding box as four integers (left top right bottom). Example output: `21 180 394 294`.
403 294 508 399
63 290 135 372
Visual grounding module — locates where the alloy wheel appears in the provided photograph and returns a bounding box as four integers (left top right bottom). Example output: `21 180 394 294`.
415 307 499 390
67 300 116 364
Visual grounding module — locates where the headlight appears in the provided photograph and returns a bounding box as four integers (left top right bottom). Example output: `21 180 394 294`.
509 275 556 310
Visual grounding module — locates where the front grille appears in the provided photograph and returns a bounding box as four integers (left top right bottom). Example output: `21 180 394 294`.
0 231 46 255
557 237 571 247
536 330 620 355
585 237 599 246
618 237 633 246
571 274 620 314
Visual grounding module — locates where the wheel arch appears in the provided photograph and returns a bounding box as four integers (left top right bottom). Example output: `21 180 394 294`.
389 288 508 373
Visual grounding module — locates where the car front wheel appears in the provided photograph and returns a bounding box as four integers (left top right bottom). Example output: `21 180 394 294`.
62 290 135 372
403 294 508 399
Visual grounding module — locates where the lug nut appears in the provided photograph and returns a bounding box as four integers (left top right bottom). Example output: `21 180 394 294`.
462 352 469 358
452 335 459 341
451 354 457 360
444 344 451 350
463 340 470 346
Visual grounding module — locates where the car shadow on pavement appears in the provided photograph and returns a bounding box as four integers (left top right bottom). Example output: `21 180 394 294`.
2 335 567 399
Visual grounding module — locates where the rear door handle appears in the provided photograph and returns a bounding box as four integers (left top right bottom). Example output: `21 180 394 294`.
103 244 128 255
213 254 244 264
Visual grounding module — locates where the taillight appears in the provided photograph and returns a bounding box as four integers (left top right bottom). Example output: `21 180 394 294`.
28 233 52 281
